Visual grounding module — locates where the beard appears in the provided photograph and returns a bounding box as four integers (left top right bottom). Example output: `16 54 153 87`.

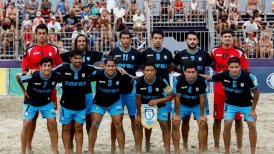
187 43 197 50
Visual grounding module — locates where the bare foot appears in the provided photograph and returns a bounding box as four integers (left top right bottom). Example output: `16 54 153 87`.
145 142 150 152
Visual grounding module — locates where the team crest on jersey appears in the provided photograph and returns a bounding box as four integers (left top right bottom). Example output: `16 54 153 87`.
132 56 135 60
240 83 244 87
87 57 90 61
116 81 120 85
164 55 167 59
49 52 52 56
196 87 199 91
198 57 202 61
163 86 172 94
155 87 159 92
82 73 85 78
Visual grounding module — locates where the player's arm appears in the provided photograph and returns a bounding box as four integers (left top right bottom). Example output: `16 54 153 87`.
249 73 260 121
22 50 31 73
239 52 249 71
16 73 29 98
173 94 181 122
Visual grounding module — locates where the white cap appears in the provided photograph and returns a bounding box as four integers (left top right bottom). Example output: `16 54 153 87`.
51 16 56 20
36 12 41 16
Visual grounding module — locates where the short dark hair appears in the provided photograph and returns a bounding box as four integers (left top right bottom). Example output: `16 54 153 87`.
142 61 156 70
35 23 49 34
119 30 132 39
151 30 164 38
221 29 233 36
104 56 117 65
228 57 241 66
70 50 83 58
40 57 53 66
186 31 198 39
184 61 198 71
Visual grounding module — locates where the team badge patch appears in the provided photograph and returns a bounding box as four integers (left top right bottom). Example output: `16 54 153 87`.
82 73 85 78
155 87 159 92
87 57 90 61
196 87 199 91
132 56 135 60
240 83 244 87
163 86 172 94
116 81 120 85
164 55 167 59
198 57 202 61
141 104 158 129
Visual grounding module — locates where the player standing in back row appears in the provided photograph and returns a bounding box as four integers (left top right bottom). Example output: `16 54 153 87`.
209 29 249 152
140 30 173 152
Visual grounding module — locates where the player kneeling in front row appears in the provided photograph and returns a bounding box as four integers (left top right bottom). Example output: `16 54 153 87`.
200 57 259 154
135 62 174 154
16 57 59 154
172 61 208 154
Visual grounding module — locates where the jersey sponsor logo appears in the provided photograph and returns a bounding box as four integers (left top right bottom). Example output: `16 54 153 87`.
33 88 51 93
64 81 86 86
224 80 230 83
266 73 274 89
181 57 188 59
49 52 52 56
155 63 167 69
34 83 41 85
163 86 172 94
118 63 134 69
147 54 153 57
33 52 40 55
180 86 187 89
65 72 71 76
99 81 105 83
216 54 222 56
115 55 122 57
140 87 146 90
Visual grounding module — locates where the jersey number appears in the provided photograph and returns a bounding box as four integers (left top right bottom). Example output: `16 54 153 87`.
187 86 192 93
123 54 128 61
148 86 152 93
108 80 112 86
232 81 237 88
43 82 47 88
156 53 160 60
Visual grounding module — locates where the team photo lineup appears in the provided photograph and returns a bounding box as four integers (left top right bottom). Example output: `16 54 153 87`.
16 19 260 154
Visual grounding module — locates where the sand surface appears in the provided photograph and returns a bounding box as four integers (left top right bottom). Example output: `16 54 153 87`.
0 94 274 154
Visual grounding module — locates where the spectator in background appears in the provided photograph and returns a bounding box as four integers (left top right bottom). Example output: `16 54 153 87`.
40 0 52 16
80 6 90 28
227 8 239 30
272 0 274 13
47 16 61 32
1 17 14 55
98 0 104 8
48 28 57 44
56 0 69 23
160 0 172 22
114 3 126 27
62 10 78 33
23 24 33 51
242 15 258 39
0 1 3 25
32 12 45 32
246 0 262 16
115 18 128 32
130 0 138 21
244 32 259 58
91 2 100 17
107 0 116 14
253 10 263 30
88 26 100 51
21 14 33 32
132 9 146 31
216 9 227 33
259 31 274 58
71 26 85 49
6 2 19 23
47 12 59 23
2 25 16 55
54 34 68 54
100 24 114 52
173 0 187 22
100 2 111 14
228 0 241 20
72 0 83 15
118 0 129 21
233 34 242 48
15 0 25 15
26 0 39 16
99 9 112 31
189 0 199 21
215 0 226 21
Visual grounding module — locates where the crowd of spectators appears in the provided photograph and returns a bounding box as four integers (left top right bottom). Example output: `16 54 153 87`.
0 0 147 59
0 0 274 59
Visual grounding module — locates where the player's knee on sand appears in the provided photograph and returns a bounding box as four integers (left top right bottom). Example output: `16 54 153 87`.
224 120 233 129
47 118 57 130
112 122 123 128
62 123 72 132
74 123 83 132
159 120 168 130
198 120 208 129
23 120 33 129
